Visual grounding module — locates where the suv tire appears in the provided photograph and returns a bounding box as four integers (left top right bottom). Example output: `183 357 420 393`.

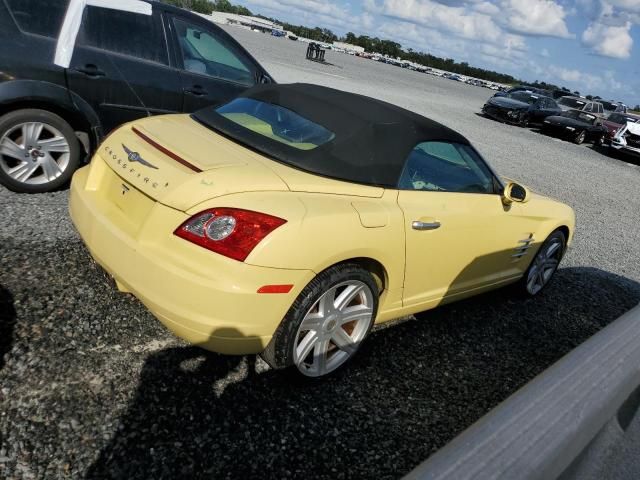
0 109 81 193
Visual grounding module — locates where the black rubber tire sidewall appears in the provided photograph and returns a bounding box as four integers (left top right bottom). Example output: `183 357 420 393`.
0 109 81 193
260 263 379 376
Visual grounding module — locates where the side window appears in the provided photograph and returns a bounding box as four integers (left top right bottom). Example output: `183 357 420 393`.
77 7 168 65
7 0 68 37
172 17 255 85
584 103 593 112
549 99 559 109
398 141 495 194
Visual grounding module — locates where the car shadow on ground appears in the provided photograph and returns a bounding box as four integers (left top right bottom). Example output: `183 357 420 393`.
0 284 16 372
85 267 640 480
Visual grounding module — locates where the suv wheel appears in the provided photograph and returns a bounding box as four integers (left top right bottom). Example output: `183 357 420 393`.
0 109 81 193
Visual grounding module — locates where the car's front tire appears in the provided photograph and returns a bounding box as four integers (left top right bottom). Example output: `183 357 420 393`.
573 130 586 145
261 263 378 378
517 230 566 297
0 109 81 193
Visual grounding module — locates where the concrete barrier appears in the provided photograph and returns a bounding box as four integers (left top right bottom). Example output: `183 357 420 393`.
404 303 640 480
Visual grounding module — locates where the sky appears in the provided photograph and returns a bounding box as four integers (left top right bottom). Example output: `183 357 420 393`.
233 0 640 106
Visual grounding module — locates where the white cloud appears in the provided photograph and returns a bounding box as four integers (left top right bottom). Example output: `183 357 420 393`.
365 0 527 50
582 20 633 58
497 0 572 38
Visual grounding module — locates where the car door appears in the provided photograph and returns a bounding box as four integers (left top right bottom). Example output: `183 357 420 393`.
66 5 182 134
167 14 261 112
396 141 535 308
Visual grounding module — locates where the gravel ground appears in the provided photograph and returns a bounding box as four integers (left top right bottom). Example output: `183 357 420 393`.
1 25 640 480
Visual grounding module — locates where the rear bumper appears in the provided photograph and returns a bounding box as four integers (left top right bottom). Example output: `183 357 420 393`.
69 157 314 354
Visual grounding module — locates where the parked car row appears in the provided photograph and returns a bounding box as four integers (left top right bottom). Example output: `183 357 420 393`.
482 88 640 158
0 0 273 193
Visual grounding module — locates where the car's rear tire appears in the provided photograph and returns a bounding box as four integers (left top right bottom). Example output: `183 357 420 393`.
0 109 81 193
573 130 586 145
516 230 566 297
261 263 378 378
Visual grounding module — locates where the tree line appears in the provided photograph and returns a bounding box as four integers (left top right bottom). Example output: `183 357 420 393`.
161 0 251 16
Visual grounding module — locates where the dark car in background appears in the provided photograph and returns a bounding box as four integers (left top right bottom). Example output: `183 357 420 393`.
482 91 561 127
541 110 606 145
0 0 273 193
492 85 551 99
601 112 640 144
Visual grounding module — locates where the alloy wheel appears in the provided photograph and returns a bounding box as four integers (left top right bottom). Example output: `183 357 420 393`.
526 238 563 295
293 280 374 377
0 122 71 185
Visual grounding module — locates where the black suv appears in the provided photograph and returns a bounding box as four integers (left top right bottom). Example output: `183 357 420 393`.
0 0 273 193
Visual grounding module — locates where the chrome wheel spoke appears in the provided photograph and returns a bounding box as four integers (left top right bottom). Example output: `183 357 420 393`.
22 122 43 147
317 289 337 317
296 330 320 362
339 305 373 325
41 154 62 181
334 283 363 311
331 327 357 356
39 136 69 153
312 339 330 376
0 137 25 160
545 242 561 259
299 314 323 332
9 161 39 182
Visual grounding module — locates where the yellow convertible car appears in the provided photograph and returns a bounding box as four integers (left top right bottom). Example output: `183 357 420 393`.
70 83 575 377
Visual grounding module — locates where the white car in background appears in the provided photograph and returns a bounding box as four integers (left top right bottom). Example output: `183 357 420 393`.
611 121 640 158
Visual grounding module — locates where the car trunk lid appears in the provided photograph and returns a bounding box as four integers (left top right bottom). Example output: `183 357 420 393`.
98 115 289 211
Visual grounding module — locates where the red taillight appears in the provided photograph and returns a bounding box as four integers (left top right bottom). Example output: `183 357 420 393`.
174 208 286 262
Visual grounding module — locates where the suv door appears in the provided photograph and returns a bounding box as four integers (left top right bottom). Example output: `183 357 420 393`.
66 4 182 135
168 14 261 112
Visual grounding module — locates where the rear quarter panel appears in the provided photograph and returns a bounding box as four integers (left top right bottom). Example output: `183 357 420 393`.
188 190 406 317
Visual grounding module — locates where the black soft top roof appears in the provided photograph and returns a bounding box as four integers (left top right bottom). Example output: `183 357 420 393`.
193 83 470 187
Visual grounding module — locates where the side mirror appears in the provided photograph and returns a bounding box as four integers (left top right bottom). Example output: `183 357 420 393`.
502 181 530 205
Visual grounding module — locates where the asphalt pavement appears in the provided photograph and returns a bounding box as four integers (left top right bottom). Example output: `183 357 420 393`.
1 25 639 480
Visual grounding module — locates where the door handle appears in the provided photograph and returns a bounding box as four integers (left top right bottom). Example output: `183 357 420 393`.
74 64 105 77
185 85 208 96
412 220 441 230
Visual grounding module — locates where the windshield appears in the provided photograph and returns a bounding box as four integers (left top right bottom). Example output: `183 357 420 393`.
558 97 586 109
562 110 596 123
601 101 617 111
215 98 335 150
509 92 538 104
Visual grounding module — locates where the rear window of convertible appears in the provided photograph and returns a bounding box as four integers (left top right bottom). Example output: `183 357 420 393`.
216 98 335 150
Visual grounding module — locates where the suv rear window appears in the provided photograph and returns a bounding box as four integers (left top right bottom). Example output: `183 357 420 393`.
78 6 168 65
7 0 69 38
